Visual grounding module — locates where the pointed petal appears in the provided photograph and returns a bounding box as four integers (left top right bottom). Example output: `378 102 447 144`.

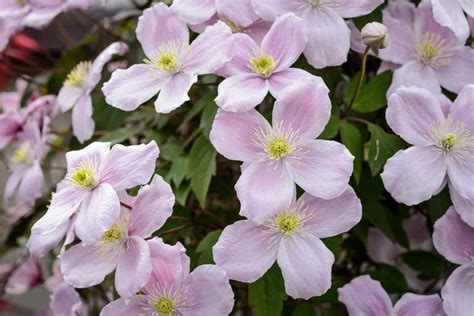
338 275 393 316
236 160 295 223
154 72 198 113
100 141 159 191
213 220 279 283
210 108 270 162
27 219 70 257
18 163 44 204
215 73 269 112
71 94 95 144
277 234 334 299
88 41 129 88
57 86 84 112
381 146 447 205
4 166 27 201
128 175 174 238
433 206 474 265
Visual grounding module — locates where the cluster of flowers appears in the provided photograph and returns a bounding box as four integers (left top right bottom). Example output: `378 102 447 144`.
0 0 473 315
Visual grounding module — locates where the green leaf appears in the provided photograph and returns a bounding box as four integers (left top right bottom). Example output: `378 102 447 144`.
187 136 216 208
200 100 218 139
400 250 444 279
97 127 143 144
249 265 287 316
180 89 215 129
169 156 189 187
370 263 409 294
428 187 451 222
319 104 340 140
160 143 184 161
292 304 315 316
196 230 222 252
367 123 405 175
340 121 364 182
352 71 392 113
175 183 191 206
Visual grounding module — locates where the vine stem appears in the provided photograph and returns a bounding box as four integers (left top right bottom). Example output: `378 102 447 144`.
347 46 371 111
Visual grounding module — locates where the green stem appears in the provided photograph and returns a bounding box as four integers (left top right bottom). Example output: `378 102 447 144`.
347 46 370 111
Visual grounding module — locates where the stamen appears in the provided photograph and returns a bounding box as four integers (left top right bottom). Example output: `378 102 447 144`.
154 296 176 316
266 137 292 159
275 210 300 234
250 54 276 77
155 53 178 72
64 61 92 87
10 142 32 167
67 160 96 188
309 0 321 5
419 41 438 61
100 224 122 243
442 133 457 150
430 118 474 157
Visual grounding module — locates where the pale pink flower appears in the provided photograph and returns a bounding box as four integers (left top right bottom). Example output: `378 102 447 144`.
4 256 42 295
57 42 128 143
338 275 445 316
433 206 474 316
252 0 383 69
103 3 233 113
211 81 353 222
172 0 272 43
214 187 361 299
100 238 234 316
381 85 474 226
215 13 318 112
380 0 474 96
61 175 174 298
30 141 159 244
47 283 88 316
430 0 473 40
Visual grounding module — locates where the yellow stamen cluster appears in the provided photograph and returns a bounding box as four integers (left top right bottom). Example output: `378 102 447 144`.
419 41 438 61
69 161 96 188
64 61 92 87
442 133 458 150
250 54 276 77
276 210 300 234
12 142 31 165
309 0 321 5
154 296 176 316
266 136 292 159
155 53 178 72
100 224 122 243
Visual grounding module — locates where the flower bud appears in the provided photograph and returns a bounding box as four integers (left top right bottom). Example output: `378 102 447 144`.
361 22 389 54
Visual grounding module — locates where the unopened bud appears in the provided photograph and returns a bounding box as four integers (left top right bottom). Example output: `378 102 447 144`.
361 22 389 54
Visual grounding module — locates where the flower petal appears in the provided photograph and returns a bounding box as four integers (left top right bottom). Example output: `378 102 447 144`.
381 146 447 205
447 154 474 200
102 64 167 111
18 162 44 204
154 72 198 113
88 41 129 88
65 142 110 174
74 183 121 244
57 86 84 112
450 183 474 227
181 265 234 315
433 206 474 265
387 60 441 97
261 13 307 72
431 0 469 40
27 219 71 257
301 6 351 68
210 108 270 162
213 220 279 282
100 141 159 191
393 293 445 316
171 0 216 25
277 233 334 299
272 80 330 140
31 186 88 235
217 33 259 77
367 228 404 264
71 94 94 143
338 275 393 316
50 283 87 316
325 0 383 18
298 186 362 238
4 166 27 201
99 296 148 316
115 237 151 298
436 48 474 94
267 68 325 99
287 140 353 200
449 84 474 135
441 265 474 316
215 73 269 112
251 0 305 21
386 86 445 146
217 0 258 28
183 21 233 75
61 243 117 288
236 160 295 223
128 175 174 238
136 3 189 59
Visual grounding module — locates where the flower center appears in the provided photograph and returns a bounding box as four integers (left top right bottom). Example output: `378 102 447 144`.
100 224 122 243
442 133 458 150
225 20 244 32
154 296 176 316
64 61 92 87
309 0 321 5
276 211 300 234
418 41 438 62
11 142 31 166
266 136 292 159
69 160 96 188
155 52 178 72
250 54 276 77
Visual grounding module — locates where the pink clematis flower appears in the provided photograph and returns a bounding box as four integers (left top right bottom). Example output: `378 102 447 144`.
430 0 473 40
4 121 49 205
214 187 361 299
57 41 128 143
367 213 433 292
172 0 272 44
30 141 159 244
46 283 88 316
103 3 233 114
338 275 445 316
211 81 353 222
381 86 474 226
380 0 474 96
252 0 383 69
61 175 175 298
4 256 42 295
433 206 474 316
215 13 317 112
100 238 234 316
